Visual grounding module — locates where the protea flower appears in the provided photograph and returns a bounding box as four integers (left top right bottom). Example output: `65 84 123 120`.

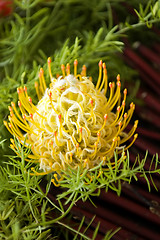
4 59 138 186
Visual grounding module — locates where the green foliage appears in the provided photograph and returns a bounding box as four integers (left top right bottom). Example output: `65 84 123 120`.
0 138 160 239
0 0 160 239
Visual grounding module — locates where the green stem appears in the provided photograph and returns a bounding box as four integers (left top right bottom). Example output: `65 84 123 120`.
116 18 160 35
57 220 91 240
28 191 78 229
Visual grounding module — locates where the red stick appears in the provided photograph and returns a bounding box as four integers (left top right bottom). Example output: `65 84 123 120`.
124 47 160 87
99 190 160 225
136 87 160 114
75 197 160 240
135 105 160 128
137 45 160 66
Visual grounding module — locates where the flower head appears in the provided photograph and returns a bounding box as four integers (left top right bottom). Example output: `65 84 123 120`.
4 59 138 186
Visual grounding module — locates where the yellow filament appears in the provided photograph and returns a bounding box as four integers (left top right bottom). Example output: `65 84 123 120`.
30 167 53 176
103 68 108 95
107 107 120 128
11 102 24 123
48 57 53 79
81 65 86 77
66 63 70 75
26 115 45 132
76 74 82 81
120 120 138 144
119 134 138 153
125 103 135 127
108 82 121 111
3 121 15 136
18 90 34 115
98 63 107 92
35 81 41 100
94 114 107 133
96 60 103 89
39 68 47 94
10 114 32 134
104 82 114 108
61 64 65 78
99 138 117 156
78 127 82 142
74 59 78 76
54 131 63 147
9 120 26 140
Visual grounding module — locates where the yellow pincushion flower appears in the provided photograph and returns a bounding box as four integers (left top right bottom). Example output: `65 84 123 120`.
4 58 138 186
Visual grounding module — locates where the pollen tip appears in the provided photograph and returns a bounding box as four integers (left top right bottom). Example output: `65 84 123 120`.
97 131 101 137
130 102 134 108
3 120 7 126
102 62 106 69
74 59 78 65
118 121 122 127
11 102 15 107
113 137 117 142
99 60 103 67
18 101 21 107
48 91 52 99
40 68 44 74
35 81 38 88
28 97 32 103
117 81 121 87
30 113 33 120
117 74 120 81
79 127 82 133
48 57 51 63
134 120 138 127
54 131 57 137
134 134 138 139
66 63 70 68
22 114 26 120
8 106 12 112
24 86 27 92
82 65 86 71
17 88 21 94
117 106 120 112
89 98 93 106
124 88 127 95
104 114 108 120
109 82 112 88
61 64 65 70
124 113 127 118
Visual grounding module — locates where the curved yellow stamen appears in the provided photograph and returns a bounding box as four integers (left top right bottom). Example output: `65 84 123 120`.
39 68 47 94
96 60 103 89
